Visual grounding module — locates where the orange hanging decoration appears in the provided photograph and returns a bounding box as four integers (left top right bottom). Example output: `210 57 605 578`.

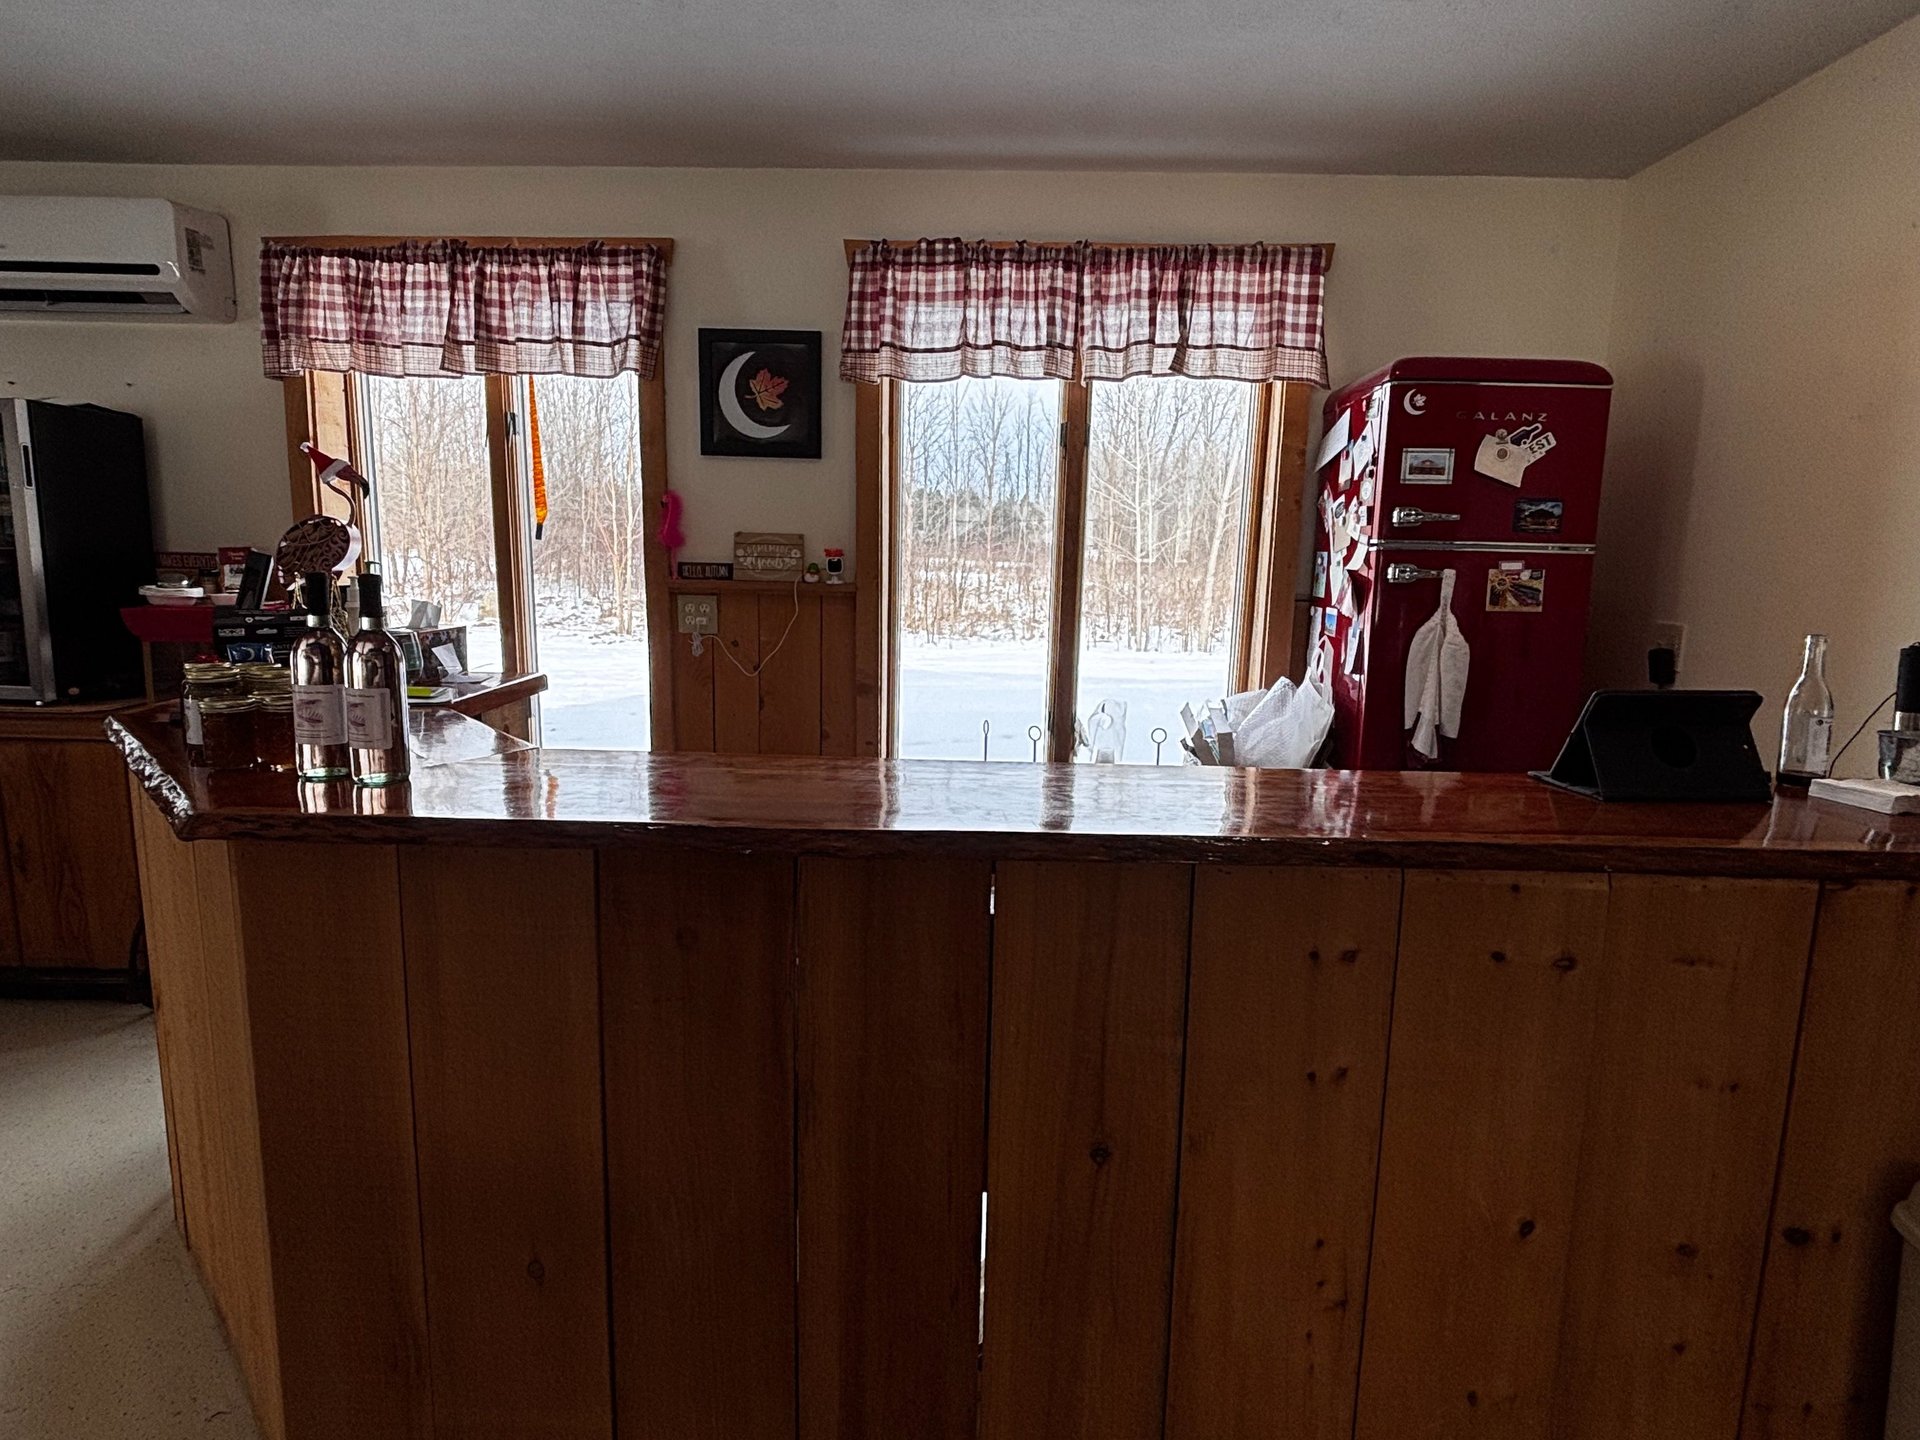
528 379 550 540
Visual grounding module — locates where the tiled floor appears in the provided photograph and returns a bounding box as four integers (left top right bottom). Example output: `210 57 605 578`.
0 1000 259 1439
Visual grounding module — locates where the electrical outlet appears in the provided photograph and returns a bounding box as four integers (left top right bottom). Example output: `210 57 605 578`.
1651 620 1686 673
676 594 718 636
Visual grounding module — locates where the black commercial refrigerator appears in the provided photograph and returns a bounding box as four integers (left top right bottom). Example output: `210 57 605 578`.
0 399 153 703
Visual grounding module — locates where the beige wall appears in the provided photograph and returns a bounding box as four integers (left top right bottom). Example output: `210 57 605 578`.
1594 14 1920 771
0 163 1622 559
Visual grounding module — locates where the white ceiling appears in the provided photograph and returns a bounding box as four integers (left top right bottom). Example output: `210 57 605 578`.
3 0 1915 177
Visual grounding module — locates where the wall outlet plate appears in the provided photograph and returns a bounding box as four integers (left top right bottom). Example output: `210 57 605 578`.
676 594 719 636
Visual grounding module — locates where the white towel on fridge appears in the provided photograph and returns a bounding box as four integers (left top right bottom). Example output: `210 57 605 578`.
1403 568 1469 760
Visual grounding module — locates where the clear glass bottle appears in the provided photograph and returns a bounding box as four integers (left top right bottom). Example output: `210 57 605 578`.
289 572 350 780
345 572 411 787
1777 632 1835 788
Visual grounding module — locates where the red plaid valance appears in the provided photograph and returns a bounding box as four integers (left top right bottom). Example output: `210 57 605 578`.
259 240 667 380
840 239 1330 386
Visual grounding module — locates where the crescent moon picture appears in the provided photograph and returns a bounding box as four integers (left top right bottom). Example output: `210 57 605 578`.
699 329 823 459
717 351 792 441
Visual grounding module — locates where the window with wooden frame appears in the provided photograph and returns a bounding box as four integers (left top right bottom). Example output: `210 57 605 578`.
857 374 1312 763
278 236 674 751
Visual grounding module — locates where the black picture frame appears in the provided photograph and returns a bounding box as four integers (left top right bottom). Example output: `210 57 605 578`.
698 328 822 459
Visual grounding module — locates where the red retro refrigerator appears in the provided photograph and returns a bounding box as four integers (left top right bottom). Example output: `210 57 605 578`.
1309 357 1612 771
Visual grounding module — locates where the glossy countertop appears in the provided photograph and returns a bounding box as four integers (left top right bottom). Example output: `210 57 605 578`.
106 703 1920 877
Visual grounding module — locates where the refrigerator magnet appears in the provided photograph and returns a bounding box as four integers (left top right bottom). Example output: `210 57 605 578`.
1513 498 1564 534
1401 447 1454 484
1485 564 1546 613
1312 552 1327 599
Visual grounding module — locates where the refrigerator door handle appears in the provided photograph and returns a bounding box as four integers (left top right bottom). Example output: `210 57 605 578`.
1390 506 1461 527
1386 562 1444 585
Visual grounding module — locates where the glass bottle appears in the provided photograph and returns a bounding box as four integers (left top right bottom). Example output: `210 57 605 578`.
1777 632 1834 788
290 572 350 780
345 572 411 787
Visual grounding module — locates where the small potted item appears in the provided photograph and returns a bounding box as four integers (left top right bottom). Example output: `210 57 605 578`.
824 548 845 584
804 562 822 585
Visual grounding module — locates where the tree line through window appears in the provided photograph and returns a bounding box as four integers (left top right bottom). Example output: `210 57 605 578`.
893 375 1259 763
353 372 652 748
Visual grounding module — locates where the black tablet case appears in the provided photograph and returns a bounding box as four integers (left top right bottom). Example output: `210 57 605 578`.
1531 690 1774 803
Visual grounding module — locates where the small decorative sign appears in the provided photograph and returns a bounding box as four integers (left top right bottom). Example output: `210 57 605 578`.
676 561 735 581
734 532 806 582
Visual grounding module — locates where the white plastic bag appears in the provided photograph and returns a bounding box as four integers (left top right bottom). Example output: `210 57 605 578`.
1234 658 1336 769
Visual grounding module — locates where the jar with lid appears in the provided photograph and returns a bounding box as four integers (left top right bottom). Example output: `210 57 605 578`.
254 692 297 771
198 695 259 770
238 662 293 697
181 663 241 766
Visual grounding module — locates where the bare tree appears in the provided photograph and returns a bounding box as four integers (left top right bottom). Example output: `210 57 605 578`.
896 376 1254 654
362 372 648 639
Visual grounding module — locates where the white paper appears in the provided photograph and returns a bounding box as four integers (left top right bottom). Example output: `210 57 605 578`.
1315 410 1351 470
431 642 478 683
1351 424 1376 475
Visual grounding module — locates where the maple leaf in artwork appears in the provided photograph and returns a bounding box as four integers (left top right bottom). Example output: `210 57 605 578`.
748 368 790 412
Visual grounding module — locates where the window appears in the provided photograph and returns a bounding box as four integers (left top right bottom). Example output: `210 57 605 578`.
1074 377 1258 755
886 376 1301 763
514 373 653 748
290 367 668 748
275 233 674 750
356 375 503 672
895 378 1060 761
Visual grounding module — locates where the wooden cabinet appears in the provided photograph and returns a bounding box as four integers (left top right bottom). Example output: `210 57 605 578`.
0 710 142 970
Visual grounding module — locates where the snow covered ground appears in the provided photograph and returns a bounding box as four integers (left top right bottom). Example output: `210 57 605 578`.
470 622 1233 763
897 638 1232 764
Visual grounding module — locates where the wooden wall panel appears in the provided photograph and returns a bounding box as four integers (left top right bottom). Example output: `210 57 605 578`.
127 782 191 1230
796 857 991 1440
231 840 432 1440
759 592 824 756
401 846 610 1440
713 591 761 753
980 861 1192 1440
1746 880 1920 1440
1356 871 1609 1440
0 740 141 967
819 594 858 756
1167 867 1401 1440
128 810 287 1440
670 626 716 752
601 850 798 1440
1552 877 1816 1440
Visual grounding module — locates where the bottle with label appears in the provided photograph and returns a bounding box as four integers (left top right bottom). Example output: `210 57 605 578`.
289 572 349 780
1777 632 1835 788
345 572 411 787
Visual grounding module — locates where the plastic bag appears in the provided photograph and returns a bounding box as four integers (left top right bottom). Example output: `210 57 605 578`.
1233 659 1335 769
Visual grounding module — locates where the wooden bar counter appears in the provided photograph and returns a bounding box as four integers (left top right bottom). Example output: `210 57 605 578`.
109 703 1920 1440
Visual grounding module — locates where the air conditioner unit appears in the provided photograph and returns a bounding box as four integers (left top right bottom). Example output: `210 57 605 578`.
0 197 236 322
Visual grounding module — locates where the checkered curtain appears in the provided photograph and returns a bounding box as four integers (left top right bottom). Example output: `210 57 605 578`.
840 239 1329 386
259 240 667 379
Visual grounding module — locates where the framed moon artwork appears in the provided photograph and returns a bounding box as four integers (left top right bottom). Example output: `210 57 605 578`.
698 328 823 459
